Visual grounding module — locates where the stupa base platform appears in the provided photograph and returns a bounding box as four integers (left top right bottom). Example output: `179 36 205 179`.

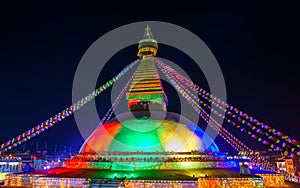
4 167 290 187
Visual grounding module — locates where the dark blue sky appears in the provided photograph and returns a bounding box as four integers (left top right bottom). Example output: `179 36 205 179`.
0 1 299 152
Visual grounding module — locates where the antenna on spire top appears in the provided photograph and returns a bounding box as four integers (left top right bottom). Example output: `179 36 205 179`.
143 25 154 39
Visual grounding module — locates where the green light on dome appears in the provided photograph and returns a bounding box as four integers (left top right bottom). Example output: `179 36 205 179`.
80 115 220 153
108 119 163 152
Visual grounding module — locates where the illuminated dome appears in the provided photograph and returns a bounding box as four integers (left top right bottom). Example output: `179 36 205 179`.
80 112 219 153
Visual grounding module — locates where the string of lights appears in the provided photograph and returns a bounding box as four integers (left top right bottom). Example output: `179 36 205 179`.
154 58 300 158
156 61 252 153
163 60 300 149
162 69 250 152
163 65 298 157
99 68 138 125
0 60 140 154
156 60 279 169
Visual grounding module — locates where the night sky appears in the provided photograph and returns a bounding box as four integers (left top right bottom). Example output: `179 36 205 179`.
0 1 299 153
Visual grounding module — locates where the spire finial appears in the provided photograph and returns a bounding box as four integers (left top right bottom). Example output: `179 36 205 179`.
143 25 154 39
137 25 158 57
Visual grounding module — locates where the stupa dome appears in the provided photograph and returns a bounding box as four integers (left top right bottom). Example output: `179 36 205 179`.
80 112 219 153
